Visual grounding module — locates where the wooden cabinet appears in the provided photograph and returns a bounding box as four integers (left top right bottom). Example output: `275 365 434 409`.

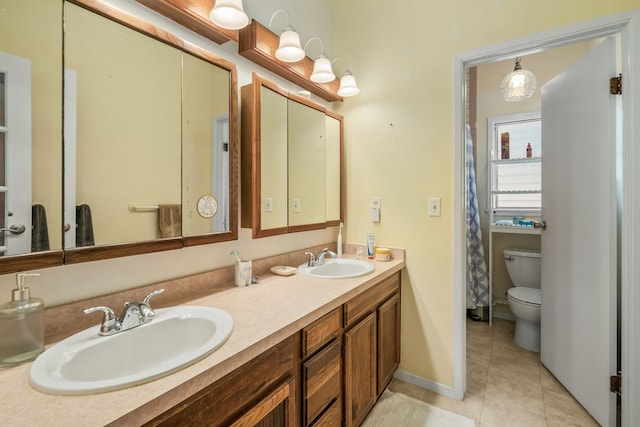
145 335 298 427
344 311 377 427
377 293 401 395
301 308 342 427
143 272 400 427
343 272 401 427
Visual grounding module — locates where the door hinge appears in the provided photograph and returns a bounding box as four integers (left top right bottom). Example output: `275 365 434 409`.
610 372 622 395
610 74 622 95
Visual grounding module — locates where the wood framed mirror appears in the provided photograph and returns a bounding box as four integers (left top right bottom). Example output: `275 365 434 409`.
241 73 343 238
63 0 238 264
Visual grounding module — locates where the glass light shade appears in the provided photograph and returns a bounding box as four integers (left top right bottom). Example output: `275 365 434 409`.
276 29 305 62
209 0 249 30
501 68 537 102
310 55 335 83
338 71 360 97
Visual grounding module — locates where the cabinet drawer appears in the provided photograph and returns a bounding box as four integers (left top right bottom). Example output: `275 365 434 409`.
344 272 400 327
303 339 341 426
302 308 341 358
310 399 341 427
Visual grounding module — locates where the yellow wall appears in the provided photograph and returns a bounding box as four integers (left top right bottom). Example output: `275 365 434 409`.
333 0 639 388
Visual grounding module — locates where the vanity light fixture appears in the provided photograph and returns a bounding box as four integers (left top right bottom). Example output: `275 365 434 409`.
332 57 360 97
303 37 335 83
501 57 537 102
269 9 305 63
209 0 249 30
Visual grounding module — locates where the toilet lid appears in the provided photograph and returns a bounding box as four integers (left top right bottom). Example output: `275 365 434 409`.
508 287 541 305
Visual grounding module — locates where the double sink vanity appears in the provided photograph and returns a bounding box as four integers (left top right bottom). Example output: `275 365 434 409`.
1 1 404 425
0 249 404 426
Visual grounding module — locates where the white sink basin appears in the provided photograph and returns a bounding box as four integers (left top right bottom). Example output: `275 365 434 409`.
298 258 374 279
29 306 233 395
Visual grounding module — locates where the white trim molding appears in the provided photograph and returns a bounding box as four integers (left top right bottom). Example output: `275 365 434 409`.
394 370 457 399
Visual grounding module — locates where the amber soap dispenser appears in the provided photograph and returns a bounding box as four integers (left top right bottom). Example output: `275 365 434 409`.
0 273 44 367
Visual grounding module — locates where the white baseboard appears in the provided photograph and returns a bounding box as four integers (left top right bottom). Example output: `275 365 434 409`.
393 370 460 400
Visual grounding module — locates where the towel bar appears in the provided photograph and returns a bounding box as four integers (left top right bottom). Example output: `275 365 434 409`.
128 204 159 212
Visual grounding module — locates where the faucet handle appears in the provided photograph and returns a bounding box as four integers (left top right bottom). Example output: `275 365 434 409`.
83 306 119 335
139 288 165 323
304 252 316 267
142 288 165 307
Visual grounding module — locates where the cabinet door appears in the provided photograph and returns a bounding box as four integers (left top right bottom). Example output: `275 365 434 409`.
344 312 377 427
377 293 400 394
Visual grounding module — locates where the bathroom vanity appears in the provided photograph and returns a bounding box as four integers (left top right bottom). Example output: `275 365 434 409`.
0 251 404 426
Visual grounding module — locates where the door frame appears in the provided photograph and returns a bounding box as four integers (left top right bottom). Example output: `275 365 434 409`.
452 8 640 425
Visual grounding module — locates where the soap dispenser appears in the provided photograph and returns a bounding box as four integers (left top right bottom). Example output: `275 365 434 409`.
0 273 44 367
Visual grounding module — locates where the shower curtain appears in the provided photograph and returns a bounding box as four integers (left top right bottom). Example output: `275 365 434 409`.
465 125 490 309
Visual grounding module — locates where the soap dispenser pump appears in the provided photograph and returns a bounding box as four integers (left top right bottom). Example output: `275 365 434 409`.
0 273 45 367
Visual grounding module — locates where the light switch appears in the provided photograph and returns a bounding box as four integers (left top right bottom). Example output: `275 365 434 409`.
264 197 272 212
293 198 301 213
428 197 441 217
371 197 381 222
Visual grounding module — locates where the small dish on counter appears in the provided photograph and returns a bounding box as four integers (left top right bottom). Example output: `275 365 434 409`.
270 266 297 276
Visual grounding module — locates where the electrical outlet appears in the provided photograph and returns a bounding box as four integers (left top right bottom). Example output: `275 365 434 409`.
264 197 272 212
371 197 381 222
293 198 301 213
428 197 441 217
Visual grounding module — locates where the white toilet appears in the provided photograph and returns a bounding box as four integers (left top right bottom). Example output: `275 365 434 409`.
503 248 542 352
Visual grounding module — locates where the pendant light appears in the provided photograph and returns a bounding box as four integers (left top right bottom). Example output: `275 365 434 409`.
209 0 249 30
501 57 537 102
269 9 305 63
304 38 335 83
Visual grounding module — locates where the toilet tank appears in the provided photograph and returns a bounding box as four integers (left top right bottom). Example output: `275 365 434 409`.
503 248 541 288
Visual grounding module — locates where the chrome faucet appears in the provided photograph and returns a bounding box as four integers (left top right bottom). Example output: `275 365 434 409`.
84 288 165 336
305 248 338 267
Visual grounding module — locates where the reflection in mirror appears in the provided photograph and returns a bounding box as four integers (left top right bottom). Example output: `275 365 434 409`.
62 1 238 263
259 86 288 232
325 113 343 224
64 3 182 248
0 0 63 273
288 99 326 229
241 74 343 239
181 52 231 237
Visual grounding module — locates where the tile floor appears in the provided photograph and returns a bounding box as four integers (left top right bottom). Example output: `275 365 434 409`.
388 318 600 426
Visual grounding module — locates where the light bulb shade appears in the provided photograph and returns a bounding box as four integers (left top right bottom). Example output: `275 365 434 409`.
338 71 360 97
209 0 249 30
310 56 335 83
276 29 305 62
501 68 537 102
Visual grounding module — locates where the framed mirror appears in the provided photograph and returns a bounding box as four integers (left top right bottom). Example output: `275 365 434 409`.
63 0 238 264
241 73 343 238
0 0 64 274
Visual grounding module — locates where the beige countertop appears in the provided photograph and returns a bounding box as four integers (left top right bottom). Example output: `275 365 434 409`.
0 254 404 427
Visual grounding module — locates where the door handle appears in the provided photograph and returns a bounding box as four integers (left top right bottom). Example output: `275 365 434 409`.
541 221 547 230
0 224 26 235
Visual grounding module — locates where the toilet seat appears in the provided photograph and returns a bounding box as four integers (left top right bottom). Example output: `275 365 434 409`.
507 287 541 306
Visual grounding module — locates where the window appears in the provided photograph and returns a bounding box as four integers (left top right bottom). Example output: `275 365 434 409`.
488 112 541 216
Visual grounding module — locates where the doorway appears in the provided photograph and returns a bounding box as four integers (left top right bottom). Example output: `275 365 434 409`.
452 9 640 426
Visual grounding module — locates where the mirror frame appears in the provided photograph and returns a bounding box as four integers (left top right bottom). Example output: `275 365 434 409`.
241 73 343 238
62 0 238 264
